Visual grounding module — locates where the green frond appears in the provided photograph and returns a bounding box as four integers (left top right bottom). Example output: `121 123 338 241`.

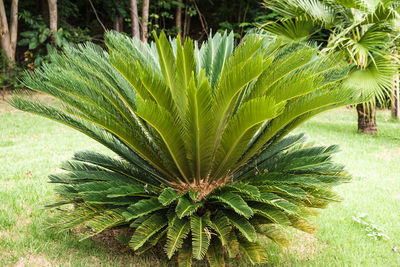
105 31 159 71
264 18 320 44
238 236 268 265
106 185 149 198
80 208 126 240
178 240 193 267
209 192 253 218
183 73 214 180
259 224 290 246
198 31 234 88
212 96 283 178
124 198 164 221
164 216 191 259
129 213 167 250
245 46 316 101
241 86 356 165
209 212 232 247
176 35 196 93
175 196 203 219
129 215 149 228
190 213 211 260
225 230 240 258
344 56 396 104
211 36 265 157
223 211 257 242
210 31 235 88
206 238 225 267
158 188 180 206
153 31 188 123
69 151 163 187
136 98 189 181
220 183 260 198
135 228 167 255
48 204 106 231
263 0 335 25
249 202 291 225
364 2 399 24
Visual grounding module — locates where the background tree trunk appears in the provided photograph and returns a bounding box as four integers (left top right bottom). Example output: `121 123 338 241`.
141 0 149 42
357 104 378 134
183 0 190 39
48 0 57 45
176 0 182 38
391 74 399 119
9 0 18 57
0 0 18 63
130 0 140 39
113 16 123 32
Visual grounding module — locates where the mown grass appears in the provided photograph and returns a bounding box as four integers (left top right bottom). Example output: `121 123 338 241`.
1 96 400 266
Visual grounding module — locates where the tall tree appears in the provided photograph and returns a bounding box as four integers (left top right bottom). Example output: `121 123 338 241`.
141 0 149 42
176 0 182 37
130 0 140 38
113 15 123 32
391 74 400 119
48 0 57 44
0 0 18 63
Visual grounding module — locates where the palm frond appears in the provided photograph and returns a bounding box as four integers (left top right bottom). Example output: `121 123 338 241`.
190 213 211 260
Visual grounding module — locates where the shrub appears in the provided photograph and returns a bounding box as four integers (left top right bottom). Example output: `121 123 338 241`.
12 31 358 265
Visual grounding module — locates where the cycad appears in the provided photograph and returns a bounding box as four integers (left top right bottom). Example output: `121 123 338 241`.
12 31 358 265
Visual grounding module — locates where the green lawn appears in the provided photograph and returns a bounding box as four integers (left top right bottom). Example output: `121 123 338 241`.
1 96 400 266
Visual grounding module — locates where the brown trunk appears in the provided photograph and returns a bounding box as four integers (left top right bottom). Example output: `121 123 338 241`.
0 0 12 62
185 15 191 38
141 0 149 42
357 104 378 134
130 0 140 39
9 0 18 57
113 16 123 32
391 74 400 119
176 0 182 37
48 0 57 44
183 0 190 39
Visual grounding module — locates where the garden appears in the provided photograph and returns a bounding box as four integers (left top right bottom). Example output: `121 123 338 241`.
1 0 400 266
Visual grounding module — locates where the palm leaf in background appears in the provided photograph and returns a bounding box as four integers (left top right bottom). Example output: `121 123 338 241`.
11 31 360 266
263 0 400 133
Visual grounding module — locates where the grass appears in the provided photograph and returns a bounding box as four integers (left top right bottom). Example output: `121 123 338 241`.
1 95 400 266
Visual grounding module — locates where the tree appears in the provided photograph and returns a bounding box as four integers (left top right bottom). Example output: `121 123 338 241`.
11 31 360 265
130 0 140 38
141 0 149 42
48 0 57 44
0 0 18 63
176 0 182 37
392 73 400 119
263 0 399 134
113 15 123 32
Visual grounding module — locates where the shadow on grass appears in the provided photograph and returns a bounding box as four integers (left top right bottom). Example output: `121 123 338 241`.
5 207 173 266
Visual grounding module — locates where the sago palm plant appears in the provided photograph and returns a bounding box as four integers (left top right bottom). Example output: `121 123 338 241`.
12 31 358 266
263 0 399 134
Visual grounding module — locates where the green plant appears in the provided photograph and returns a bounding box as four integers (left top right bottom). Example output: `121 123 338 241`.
11 31 359 265
352 213 390 240
0 51 23 97
18 11 91 68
